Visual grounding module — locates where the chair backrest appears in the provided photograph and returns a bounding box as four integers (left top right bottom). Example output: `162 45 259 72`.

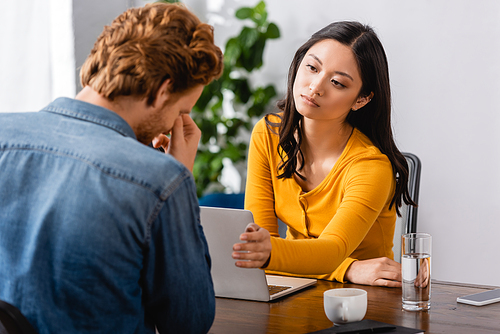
392 152 422 263
0 300 37 334
198 193 245 209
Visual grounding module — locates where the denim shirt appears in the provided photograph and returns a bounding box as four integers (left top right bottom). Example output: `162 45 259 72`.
0 98 215 334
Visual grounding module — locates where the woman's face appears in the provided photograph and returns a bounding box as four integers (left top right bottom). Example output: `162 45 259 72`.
293 39 369 122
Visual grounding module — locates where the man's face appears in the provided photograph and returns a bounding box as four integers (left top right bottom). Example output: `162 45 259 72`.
135 84 204 145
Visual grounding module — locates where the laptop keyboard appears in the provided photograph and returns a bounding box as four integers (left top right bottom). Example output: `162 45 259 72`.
268 284 292 295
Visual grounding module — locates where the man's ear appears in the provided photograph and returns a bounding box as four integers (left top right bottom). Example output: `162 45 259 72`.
151 79 173 108
352 91 374 111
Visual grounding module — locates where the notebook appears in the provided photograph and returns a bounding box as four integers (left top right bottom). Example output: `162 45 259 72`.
308 319 425 333
199 206 317 301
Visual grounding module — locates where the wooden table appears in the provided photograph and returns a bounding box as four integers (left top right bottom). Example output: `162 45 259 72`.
210 280 500 334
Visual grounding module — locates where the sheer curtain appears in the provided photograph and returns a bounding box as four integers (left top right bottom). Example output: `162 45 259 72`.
0 0 75 113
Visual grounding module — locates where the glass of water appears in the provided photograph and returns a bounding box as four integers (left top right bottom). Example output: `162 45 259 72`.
402 233 432 311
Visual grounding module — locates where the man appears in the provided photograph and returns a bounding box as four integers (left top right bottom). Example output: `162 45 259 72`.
0 3 223 333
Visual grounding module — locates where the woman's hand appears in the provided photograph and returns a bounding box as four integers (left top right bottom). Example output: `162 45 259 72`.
414 257 430 288
232 223 272 268
344 257 402 287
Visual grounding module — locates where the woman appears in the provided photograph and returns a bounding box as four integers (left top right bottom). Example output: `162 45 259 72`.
232 21 416 287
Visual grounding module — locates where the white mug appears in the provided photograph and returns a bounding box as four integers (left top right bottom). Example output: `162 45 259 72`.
323 288 367 323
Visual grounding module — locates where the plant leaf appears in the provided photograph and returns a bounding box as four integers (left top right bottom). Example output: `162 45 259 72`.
252 1 267 25
235 7 253 20
231 79 252 104
266 23 280 39
237 27 259 49
224 38 242 66
239 36 265 71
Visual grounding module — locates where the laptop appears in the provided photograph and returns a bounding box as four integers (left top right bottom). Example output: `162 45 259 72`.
200 206 317 301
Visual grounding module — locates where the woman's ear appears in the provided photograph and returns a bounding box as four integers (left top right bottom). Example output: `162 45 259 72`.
352 92 374 111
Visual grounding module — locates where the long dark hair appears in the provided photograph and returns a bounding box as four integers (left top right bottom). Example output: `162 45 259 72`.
267 21 416 215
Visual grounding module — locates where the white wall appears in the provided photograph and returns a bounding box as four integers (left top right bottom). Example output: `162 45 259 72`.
73 0 133 91
0 0 75 112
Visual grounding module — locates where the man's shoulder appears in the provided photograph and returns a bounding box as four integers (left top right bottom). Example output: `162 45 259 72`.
110 140 194 200
0 110 193 201
75 133 193 201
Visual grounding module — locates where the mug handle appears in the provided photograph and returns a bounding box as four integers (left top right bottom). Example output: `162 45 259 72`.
342 301 348 322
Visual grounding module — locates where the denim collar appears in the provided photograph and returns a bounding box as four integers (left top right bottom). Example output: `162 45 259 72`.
41 97 137 140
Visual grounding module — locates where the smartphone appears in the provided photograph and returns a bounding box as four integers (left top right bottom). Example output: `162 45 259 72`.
457 288 500 306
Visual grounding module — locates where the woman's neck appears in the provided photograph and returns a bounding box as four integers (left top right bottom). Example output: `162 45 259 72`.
300 118 353 159
294 118 354 192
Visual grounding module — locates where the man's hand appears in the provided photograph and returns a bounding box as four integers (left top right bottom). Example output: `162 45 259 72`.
232 223 272 269
344 257 402 287
152 114 201 172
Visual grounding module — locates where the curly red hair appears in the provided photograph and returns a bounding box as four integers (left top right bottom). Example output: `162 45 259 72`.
80 3 223 104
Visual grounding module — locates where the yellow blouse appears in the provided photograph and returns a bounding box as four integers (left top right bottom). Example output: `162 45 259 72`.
244 115 396 282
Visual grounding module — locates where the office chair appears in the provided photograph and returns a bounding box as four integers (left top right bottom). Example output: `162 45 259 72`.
0 300 37 334
392 152 422 263
198 192 245 209
198 192 289 238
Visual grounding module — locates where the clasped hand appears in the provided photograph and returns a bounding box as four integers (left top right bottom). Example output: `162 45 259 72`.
344 257 402 287
232 223 272 269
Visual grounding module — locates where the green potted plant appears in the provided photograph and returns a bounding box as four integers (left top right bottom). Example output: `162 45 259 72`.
192 1 280 197
157 0 280 197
